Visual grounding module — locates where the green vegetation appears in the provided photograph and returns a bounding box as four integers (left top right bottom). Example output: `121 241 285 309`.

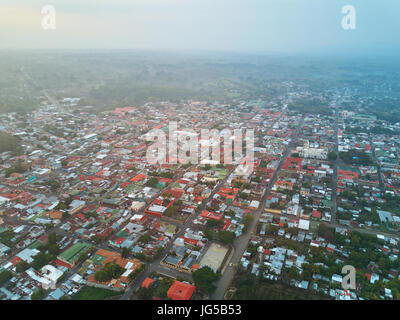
288 98 331 115
206 219 224 228
31 252 54 271
0 270 12 286
0 51 398 122
5 161 27 177
72 286 121 300
0 229 15 247
121 247 130 259
192 266 220 294
317 223 335 242
146 177 159 188
137 277 174 300
127 264 145 283
31 288 46 300
347 125 400 136
204 229 235 244
379 195 400 215
243 213 254 233
94 262 125 283
328 151 338 161
232 271 329 300
16 261 30 273
339 149 374 166
0 132 22 154
29 232 61 270
164 200 182 217
48 179 61 192
149 171 174 179
311 226 400 298
217 231 235 244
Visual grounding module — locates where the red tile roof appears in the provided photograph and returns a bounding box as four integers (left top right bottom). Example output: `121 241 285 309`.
167 280 196 300
141 277 155 289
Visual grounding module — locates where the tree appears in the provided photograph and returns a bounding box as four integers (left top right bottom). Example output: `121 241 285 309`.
121 247 130 259
5 161 27 177
31 252 53 271
339 149 373 166
192 266 220 294
243 214 254 233
48 232 57 244
94 262 125 283
204 229 216 240
152 278 174 299
164 203 179 217
288 266 300 281
128 264 145 283
317 223 334 242
0 270 12 286
146 177 159 188
31 288 46 300
49 179 61 191
218 231 235 244
311 263 321 275
139 233 151 244
137 286 153 300
0 132 21 153
301 263 312 281
206 219 224 228
78 251 89 262
48 243 60 256
16 261 30 273
350 232 361 248
328 151 338 161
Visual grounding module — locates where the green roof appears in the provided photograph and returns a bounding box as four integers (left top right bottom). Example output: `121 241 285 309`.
103 199 119 205
339 165 361 174
354 114 377 120
29 240 43 249
322 200 332 207
91 254 107 266
156 182 166 189
59 242 92 264
116 230 129 238
165 224 177 234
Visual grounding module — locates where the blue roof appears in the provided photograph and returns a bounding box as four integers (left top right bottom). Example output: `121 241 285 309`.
50 288 65 300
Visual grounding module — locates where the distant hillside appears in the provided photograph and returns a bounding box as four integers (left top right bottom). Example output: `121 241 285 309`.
0 50 399 115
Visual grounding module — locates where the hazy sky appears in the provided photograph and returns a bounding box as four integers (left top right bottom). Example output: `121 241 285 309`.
0 0 399 54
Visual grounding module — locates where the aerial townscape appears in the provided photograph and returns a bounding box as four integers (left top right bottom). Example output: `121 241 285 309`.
0 62 400 301
0 0 399 304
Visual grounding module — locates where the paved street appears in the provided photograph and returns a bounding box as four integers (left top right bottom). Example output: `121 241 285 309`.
211 116 304 299
331 103 339 225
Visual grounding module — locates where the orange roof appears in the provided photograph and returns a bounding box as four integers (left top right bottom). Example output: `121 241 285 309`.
93 249 142 272
200 210 223 221
141 277 155 289
167 280 196 300
87 249 143 289
47 210 63 220
130 173 147 182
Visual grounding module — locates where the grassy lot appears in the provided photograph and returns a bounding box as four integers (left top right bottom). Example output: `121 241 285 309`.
72 286 121 300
